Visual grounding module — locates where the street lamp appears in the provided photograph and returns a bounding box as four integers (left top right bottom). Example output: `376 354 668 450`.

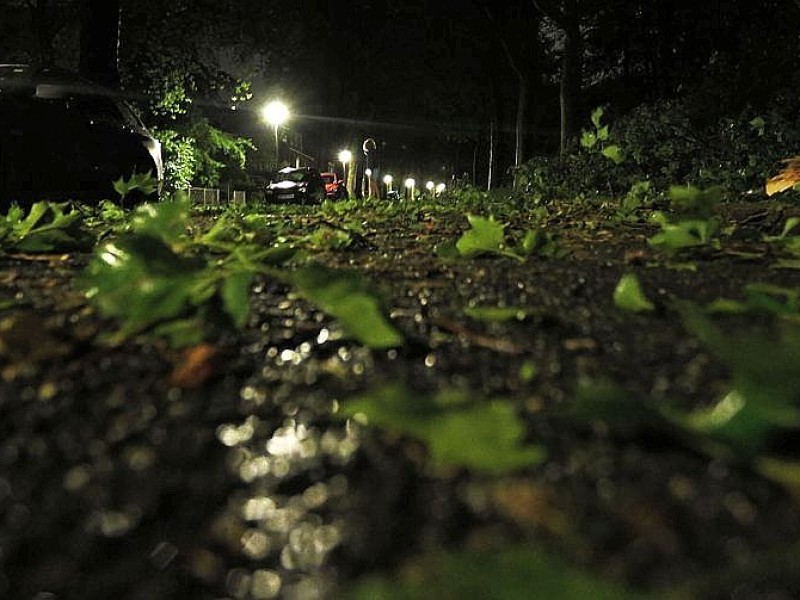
261 100 290 164
404 177 415 200
425 180 434 197
383 174 393 193
364 168 373 199
436 182 446 196
338 149 352 185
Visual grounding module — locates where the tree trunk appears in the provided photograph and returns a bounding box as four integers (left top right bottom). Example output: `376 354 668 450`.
656 1 674 96
79 0 121 86
515 77 527 169
487 118 495 191
33 0 56 66
559 1 581 155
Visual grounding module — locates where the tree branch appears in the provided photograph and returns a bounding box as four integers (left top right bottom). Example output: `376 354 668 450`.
532 0 566 27
481 5 524 80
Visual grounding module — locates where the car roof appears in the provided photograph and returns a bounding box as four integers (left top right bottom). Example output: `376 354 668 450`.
0 64 114 99
278 166 319 173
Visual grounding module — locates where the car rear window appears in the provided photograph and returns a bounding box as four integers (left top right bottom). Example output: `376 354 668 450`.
275 171 311 183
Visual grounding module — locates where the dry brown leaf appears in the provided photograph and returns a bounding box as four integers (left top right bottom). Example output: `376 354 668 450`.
0 311 72 363
432 317 524 354
613 499 680 555
766 156 800 196
169 344 219 389
491 479 569 535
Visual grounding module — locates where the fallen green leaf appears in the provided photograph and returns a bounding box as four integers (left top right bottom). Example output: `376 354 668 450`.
0 202 92 253
341 384 545 474
291 264 403 348
221 270 255 328
344 544 633 600
465 306 528 322
613 273 655 312
82 235 211 340
456 214 521 261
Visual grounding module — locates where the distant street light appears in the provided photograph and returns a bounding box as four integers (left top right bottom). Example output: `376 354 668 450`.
365 168 373 199
404 177 415 200
262 100 290 164
425 180 434 197
338 149 352 185
382 173 393 193
436 182 446 195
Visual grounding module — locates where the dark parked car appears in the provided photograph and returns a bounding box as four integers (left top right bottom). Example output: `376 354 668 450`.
265 166 326 204
0 64 163 208
321 171 348 199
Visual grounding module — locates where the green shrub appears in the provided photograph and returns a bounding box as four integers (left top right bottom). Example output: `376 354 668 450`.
516 93 800 204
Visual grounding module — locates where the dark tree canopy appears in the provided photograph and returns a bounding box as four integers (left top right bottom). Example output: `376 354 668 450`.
79 0 120 86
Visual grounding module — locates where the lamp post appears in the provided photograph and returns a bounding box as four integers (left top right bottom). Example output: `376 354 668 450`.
364 168 373 198
404 177 416 200
262 100 290 166
436 182 446 196
383 174 393 195
338 149 352 187
425 180 434 198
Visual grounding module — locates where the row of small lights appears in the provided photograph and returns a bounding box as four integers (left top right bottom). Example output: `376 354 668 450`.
262 100 447 196
338 149 447 196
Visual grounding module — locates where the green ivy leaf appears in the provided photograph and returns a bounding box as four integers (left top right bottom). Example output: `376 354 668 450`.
113 170 159 201
456 215 521 261
456 214 505 255
518 228 565 258
344 545 633 600
613 273 655 312
291 264 403 348
131 195 191 249
464 306 528 322
580 130 597 149
673 304 800 454
648 219 716 251
749 116 766 135
341 384 545 474
668 185 721 220
665 388 800 456
221 270 255 328
1 202 91 253
782 217 800 239
590 106 605 129
570 380 660 425
602 144 625 164
82 235 211 340
429 402 546 473
434 239 460 259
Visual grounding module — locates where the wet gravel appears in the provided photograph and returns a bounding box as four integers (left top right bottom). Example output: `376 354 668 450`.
1 201 800 598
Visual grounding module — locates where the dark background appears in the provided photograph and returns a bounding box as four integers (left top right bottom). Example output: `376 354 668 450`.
2 0 799 188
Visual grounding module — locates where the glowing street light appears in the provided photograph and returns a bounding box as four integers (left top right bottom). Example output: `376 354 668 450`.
383 173 393 193
425 180 434 196
338 149 352 185
436 182 446 195
364 168 373 198
404 177 416 200
261 100 290 163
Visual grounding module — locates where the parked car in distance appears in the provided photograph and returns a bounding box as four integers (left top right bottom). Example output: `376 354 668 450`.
0 64 163 208
265 166 326 204
320 171 348 199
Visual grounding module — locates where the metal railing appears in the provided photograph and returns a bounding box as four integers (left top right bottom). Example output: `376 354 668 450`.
186 187 254 206
188 187 221 206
